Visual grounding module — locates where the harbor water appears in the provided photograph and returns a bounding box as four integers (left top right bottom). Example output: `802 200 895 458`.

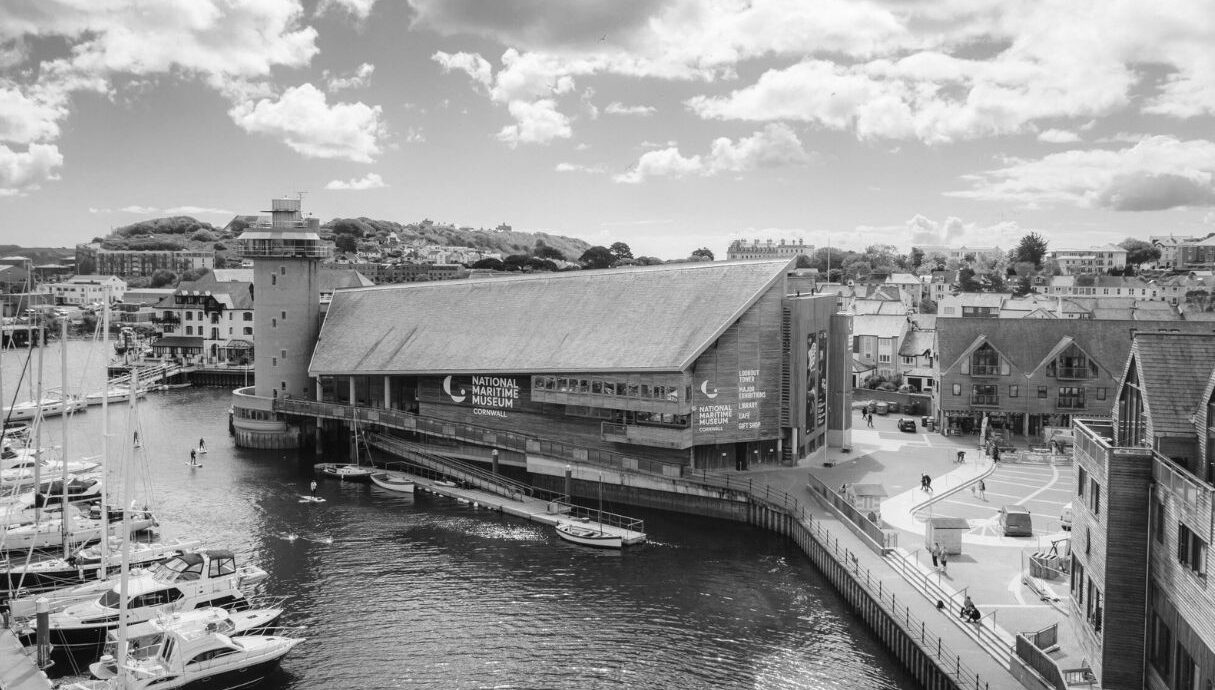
5 341 918 689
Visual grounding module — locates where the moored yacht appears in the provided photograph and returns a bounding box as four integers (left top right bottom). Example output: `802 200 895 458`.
3 536 203 594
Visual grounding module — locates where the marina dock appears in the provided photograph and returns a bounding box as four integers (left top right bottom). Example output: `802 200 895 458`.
0 629 52 690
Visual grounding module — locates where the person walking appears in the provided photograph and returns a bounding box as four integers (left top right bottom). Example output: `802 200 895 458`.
978 479 986 501
924 474 933 494
920 474 929 492
867 412 874 428
930 542 940 569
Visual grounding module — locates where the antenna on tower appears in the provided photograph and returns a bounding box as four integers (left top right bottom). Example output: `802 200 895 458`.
295 190 308 202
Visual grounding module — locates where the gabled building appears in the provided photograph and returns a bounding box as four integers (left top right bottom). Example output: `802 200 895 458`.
1067 332 1215 689
851 314 910 379
1043 275 1156 299
898 316 936 394
304 260 851 469
934 319 1215 438
46 274 127 305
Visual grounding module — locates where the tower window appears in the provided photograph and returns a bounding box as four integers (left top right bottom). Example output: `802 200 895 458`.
280 266 286 275
281 311 286 320
272 357 277 366
280 349 286 358
271 274 276 286
272 318 277 328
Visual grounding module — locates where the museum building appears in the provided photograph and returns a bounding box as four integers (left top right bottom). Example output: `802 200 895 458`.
306 259 850 471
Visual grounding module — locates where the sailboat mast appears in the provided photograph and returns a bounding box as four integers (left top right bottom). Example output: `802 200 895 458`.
59 318 71 558
99 287 111 569
31 316 45 525
115 365 138 680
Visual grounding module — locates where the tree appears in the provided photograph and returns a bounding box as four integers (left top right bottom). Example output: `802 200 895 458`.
609 242 633 262
634 256 664 266
1013 232 1048 268
524 257 558 272
689 247 714 262
957 267 981 292
334 234 358 254
909 247 924 269
503 254 531 271
1119 238 1161 267
534 245 565 261
579 246 615 269
471 258 505 271
986 273 1006 293
149 269 177 288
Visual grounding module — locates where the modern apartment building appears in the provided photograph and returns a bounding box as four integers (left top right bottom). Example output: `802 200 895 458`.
1068 332 1215 689
726 238 812 261
75 244 214 278
1049 245 1128 275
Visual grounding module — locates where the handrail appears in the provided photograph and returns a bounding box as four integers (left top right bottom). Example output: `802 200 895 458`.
367 433 536 500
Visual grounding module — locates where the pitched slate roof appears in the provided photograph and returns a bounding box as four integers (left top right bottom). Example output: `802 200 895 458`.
1122 333 1215 436
310 260 793 375
938 319 1215 382
899 330 935 357
853 314 908 339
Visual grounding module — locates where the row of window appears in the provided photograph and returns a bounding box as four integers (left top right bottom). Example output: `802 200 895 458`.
182 326 253 337
1149 612 1203 690
1151 496 1208 577
166 311 253 321
1069 559 1103 633
566 406 690 428
951 384 1107 406
1077 466 1101 516
533 376 684 402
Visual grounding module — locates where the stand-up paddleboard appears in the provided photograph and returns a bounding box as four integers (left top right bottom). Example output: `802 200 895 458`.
186 462 203 469
299 495 326 503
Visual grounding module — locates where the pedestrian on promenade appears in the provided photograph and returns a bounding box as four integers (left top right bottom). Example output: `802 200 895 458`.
866 412 874 428
956 450 965 464
939 548 949 574
920 474 929 492
930 542 941 568
978 479 986 500
924 474 933 493
992 446 1001 463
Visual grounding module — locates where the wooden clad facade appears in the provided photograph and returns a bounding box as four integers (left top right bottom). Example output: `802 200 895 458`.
312 272 845 469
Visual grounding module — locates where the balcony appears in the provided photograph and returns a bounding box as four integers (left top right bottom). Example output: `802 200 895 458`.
1154 454 1214 538
1057 399 1086 410
970 365 1001 377
970 395 999 406
601 422 694 449
1055 366 1094 380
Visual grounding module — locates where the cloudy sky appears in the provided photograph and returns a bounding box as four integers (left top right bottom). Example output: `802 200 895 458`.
1 0 1213 260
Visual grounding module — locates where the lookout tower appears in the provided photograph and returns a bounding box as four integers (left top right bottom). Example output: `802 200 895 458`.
230 197 330 448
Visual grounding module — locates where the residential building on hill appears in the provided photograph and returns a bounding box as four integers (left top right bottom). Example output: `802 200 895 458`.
75 243 215 278
898 316 936 394
1176 235 1215 271
934 318 1215 438
1067 332 1215 689
914 245 1000 264
1043 275 1155 299
1049 245 1128 274
726 238 812 261
940 292 1185 320
1151 235 1201 269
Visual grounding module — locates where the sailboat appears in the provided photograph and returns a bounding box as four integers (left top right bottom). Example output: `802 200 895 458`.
555 473 623 549
314 418 373 482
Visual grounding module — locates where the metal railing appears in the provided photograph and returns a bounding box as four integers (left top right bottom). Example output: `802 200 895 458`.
805 473 898 552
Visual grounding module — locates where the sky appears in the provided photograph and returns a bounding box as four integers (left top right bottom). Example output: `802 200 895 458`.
1 0 1213 261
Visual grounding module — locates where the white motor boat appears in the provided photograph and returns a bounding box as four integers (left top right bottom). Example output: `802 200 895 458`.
555 519 623 549
0 456 101 486
370 470 415 493
84 386 146 406
3 536 204 594
88 605 288 680
66 617 303 689
11 549 267 662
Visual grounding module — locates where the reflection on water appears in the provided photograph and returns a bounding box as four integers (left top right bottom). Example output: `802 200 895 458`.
10 342 917 688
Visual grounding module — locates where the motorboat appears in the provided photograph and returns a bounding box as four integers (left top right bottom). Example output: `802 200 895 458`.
11 549 267 660
3 536 204 595
65 614 303 689
369 470 415 493
3 394 87 421
314 462 373 482
555 519 623 549
88 605 287 680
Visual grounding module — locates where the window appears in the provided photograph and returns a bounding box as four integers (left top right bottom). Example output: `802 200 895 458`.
971 384 998 406
280 349 286 358
878 354 891 363
1091 479 1101 516
1078 466 1087 498
1085 527 1091 555
903 356 915 365
243 327 252 335
1097 387 1107 401
280 381 286 390
272 318 277 328
1058 387 1086 409
1085 581 1103 632
1150 615 1172 677
271 274 276 286
970 344 1002 376
952 383 961 396
1009 385 1019 398
272 357 277 367
1038 386 1048 398
1153 496 1164 543
243 312 252 321
1178 523 1208 576
281 310 286 320
1071 560 1085 603
185 311 193 321
280 266 286 275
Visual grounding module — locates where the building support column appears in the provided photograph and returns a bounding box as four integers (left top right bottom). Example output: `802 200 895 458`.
383 375 391 408
348 377 356 406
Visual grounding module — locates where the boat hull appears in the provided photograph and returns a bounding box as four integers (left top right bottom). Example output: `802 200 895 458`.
314 463 372 482
369 472 415 493
556 522 623 549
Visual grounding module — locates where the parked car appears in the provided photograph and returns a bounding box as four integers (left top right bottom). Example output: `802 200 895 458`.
886 401 900 413
998 505 1033 537
897 417 917 432
1060 502 1074 531
874 401 889 415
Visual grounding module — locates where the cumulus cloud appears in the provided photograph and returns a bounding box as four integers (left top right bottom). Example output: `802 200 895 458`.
496 99 571 146
432 51 493 90
554 162 605 173
0 143 62 195
325 63 375 92
325 172 387 190
949 135 1215 210
317 0 378 21
604 102 655 116
229 83 386 162
1038 129 1081 144
615 124 811 183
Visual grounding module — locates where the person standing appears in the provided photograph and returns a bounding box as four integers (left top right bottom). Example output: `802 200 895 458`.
867 412 874 428
939 547 949 574
199 438 206 452
978 479 986 500
930 542 940 569
309 480 318 497
924 474 933 494
956 450 965 464
189 448 196 465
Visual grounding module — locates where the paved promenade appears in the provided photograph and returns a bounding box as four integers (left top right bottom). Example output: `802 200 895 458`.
729 409 1091 688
